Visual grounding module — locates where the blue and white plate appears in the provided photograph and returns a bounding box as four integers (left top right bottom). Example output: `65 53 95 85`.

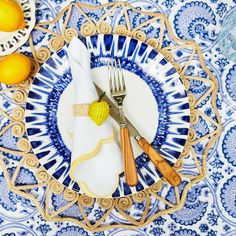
25 34 190 197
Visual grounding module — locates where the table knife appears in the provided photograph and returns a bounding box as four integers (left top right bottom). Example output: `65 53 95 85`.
95 84 182 187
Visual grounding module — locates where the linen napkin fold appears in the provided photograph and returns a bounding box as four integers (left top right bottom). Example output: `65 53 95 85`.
67 37 123 198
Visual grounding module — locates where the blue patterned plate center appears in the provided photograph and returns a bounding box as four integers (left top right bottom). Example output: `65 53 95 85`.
25 34 190 197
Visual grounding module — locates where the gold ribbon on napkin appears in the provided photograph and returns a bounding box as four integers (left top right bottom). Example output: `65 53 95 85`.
73 104 90 116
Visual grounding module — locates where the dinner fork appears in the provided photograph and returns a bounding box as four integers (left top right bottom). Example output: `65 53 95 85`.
109 59 138 187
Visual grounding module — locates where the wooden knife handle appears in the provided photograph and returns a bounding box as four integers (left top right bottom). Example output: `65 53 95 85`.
120 127 138 186
137 137 181 187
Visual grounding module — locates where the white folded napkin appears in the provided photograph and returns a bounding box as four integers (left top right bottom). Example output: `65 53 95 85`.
67 37 123 198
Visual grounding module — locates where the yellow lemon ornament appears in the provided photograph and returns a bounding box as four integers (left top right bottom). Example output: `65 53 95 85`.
89 92 110 126
0 0 26 32
0 53 32 85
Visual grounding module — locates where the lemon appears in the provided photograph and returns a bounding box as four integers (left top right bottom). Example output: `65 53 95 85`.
0 53 32 85
0 0 25 32
89 92 110 126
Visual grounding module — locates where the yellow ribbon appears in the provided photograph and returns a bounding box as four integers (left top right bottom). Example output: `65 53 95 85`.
69 129 122 198
73 104 90 116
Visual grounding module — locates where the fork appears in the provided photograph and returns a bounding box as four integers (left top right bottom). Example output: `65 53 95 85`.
108 59 138 187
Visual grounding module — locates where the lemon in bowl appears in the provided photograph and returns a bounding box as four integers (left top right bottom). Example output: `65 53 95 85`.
0 53 32 85
0 0 25 32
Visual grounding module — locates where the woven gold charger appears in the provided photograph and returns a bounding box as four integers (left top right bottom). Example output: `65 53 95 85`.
0 2 221 232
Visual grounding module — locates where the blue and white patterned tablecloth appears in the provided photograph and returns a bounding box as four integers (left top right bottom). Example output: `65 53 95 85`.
0 0 236 235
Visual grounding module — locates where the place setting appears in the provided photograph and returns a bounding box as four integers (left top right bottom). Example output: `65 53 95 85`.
0 1 227 235
25 33 190 199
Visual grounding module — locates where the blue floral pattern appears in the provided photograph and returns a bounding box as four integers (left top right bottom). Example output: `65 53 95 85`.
36 224 52 235
167 184 208 225
170 229 200 236
226 65 236 102
220 176 236 218
0 0 235 235
0 121 21 161
0 170 36 215
222 125 236 166
173 1 217 50
52 193 92 219
56 226 89 236
174 1 216 39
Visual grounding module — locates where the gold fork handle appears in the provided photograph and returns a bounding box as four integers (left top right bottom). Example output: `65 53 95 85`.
137 137 181 187
120 127 138 186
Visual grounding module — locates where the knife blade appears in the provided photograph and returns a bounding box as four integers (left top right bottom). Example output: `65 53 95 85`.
94 83 182 187
94 84 141 137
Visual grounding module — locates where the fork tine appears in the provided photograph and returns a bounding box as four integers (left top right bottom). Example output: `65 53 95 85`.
111 61 117 93
114 59 121 92
118 59 126 92
112 60 117 93
117 59 122 92
111 60 115 92
109 59 126 94
108 61 113 94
